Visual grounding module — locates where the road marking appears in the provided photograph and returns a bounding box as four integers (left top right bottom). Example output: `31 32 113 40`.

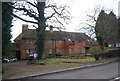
110 77 120 81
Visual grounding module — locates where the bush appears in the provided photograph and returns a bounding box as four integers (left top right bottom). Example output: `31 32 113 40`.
56 52 62 56
94 49 120 60
89 48 103 56
69 53 80 57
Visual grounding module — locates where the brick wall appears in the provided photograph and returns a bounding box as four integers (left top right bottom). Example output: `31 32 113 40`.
17 39 36 59
16 39 88 59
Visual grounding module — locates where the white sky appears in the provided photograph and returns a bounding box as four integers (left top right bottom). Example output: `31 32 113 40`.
11 0 120 42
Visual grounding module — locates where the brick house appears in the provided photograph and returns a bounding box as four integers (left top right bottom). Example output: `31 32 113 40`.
14 24 95 59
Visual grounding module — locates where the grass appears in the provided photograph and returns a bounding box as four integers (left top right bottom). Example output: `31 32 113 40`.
30 57 95 64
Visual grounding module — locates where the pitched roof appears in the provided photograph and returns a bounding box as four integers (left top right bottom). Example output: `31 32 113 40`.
90 41 99 46
86 39 100 46
14 29 89 42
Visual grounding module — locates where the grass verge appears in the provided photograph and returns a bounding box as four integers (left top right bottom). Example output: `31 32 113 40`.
29 57 95 64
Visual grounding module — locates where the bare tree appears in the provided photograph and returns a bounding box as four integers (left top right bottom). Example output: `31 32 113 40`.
80 5 112 38
79 5 113 47
11 0 71 59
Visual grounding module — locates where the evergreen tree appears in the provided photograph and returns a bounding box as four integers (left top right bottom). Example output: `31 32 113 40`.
95 10 107 46
95 10 118 47
118 18 120 42
2 2 13 56
107 12 118 44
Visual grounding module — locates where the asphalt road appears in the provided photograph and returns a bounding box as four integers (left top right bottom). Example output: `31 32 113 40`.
28 61 119 79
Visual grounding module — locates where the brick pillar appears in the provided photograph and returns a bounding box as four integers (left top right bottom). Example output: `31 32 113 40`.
22 24 28 33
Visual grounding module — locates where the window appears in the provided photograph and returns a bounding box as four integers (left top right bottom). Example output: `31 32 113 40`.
59 40 62 44
71 48 74 54
48 40 52 44
87 39 91 42
49 49 52 54
59 48 62 54
26 40 32 43
78 40 82 43
78 48 82 53
26 49 33 53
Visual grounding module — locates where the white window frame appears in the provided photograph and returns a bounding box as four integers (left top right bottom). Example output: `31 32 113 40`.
48 40 52 44
59 40 62 44
26 40 32 43
49 49 52 54
78 48 82 53
26 49 33 53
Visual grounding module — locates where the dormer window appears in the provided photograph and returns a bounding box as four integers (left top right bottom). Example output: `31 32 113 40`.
68 39 71 41
87 39 91 42
72 41 75 43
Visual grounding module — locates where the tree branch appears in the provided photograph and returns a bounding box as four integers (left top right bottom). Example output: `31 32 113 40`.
45 5 56 8
12 14 38 24
33 25 38 29
26 1 37 8
45 13 56 20
13 7 38 21
53 16 64 27
87 14 97 22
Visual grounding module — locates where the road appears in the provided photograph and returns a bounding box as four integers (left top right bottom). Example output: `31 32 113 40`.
28 61 119 79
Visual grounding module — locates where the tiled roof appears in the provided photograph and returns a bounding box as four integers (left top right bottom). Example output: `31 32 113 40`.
14 29 89 42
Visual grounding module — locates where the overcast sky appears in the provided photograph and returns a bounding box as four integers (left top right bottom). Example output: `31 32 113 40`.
11 0 120 42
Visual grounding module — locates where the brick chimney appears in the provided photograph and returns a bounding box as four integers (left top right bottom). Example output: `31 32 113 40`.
22 24 28 33
49 25 53 33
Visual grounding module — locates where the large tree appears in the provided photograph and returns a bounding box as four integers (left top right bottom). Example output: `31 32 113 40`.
106 12 118 44
80 5 107 38
2 2 13 56
95 10 118 47
80 5 114 45
12 0 70 59
95 10 107 46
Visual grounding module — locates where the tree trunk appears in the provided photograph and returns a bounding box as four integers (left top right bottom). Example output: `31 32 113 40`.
36 2 46 59
101 39 105 50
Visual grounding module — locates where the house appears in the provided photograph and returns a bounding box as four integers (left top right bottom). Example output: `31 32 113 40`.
14 24 97 59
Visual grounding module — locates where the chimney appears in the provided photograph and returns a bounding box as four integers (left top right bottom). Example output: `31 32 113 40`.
22 24 28 33
49 25 53 33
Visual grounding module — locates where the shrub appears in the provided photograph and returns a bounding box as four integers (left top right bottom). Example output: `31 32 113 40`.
94 49 120 60
88 48 103 56
56 52 62 56
69 53 80 57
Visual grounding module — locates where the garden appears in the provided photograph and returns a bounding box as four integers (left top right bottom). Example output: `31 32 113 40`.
29 47 119 65
29 56 95 65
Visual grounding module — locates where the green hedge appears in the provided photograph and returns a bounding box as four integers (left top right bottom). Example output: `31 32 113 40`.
94 49 120 60
88 48 103 56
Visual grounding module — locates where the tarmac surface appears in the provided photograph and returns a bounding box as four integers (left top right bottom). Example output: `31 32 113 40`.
2 58 119 80
26 61 119 79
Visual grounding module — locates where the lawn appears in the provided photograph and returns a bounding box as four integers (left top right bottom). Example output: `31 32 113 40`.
30 57 95 64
